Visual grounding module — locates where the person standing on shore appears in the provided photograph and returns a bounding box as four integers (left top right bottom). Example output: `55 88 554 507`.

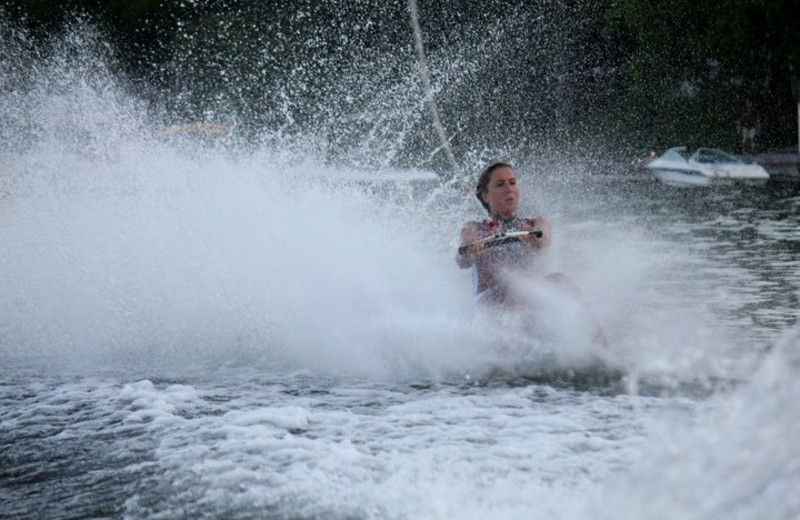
737 98 761 154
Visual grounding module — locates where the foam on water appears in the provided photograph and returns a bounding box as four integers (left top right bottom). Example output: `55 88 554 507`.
0 373 661 519
19 348 799 520
587 321 800 520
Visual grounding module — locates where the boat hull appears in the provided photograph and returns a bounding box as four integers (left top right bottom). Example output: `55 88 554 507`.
651 167 714 187
648 162 769 187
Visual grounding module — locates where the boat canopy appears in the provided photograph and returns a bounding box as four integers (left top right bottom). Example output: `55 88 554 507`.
690 148 742 164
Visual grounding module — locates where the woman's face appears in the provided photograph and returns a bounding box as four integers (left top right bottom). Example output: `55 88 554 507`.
481 166 519 218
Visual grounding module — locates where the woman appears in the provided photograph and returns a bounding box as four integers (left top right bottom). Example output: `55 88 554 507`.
456 162 551 305
456 162 609 346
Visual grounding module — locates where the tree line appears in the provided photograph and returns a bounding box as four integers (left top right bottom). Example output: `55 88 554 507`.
4 0 799 162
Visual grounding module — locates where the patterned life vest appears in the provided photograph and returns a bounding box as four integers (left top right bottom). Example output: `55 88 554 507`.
471 215 543 298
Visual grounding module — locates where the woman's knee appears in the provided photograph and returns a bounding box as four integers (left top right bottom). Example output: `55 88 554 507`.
546 272 584 297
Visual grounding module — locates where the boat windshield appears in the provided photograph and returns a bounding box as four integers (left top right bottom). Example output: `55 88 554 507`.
661 148 688 163
691 148 741 164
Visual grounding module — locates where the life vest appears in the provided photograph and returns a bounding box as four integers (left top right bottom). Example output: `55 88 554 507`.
471 215 543 299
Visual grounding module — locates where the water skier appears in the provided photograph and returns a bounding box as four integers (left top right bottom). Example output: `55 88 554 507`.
456 162 609 348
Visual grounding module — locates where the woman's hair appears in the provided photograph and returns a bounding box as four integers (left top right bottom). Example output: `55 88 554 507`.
475 162 512 213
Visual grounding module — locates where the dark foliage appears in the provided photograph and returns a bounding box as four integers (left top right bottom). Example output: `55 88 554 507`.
4 0 799 161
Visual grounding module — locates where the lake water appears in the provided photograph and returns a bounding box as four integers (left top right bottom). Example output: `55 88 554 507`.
2 14 800 520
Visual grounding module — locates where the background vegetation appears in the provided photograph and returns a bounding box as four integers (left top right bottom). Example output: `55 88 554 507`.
4 0 799 168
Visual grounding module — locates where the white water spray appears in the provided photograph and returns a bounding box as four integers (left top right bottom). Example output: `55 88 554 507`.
0 13 764 387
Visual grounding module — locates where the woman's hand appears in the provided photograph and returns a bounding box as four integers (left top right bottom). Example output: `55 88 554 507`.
460 235 496 255
457 222 497 267
518 217 551 248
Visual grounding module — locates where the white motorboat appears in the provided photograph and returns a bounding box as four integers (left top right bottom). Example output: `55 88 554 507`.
646 146 770 187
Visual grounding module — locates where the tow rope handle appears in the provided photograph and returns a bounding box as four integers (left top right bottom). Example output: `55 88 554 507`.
458 230 543 255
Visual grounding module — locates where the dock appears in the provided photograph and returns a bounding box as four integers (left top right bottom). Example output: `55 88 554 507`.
746 150 800 182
